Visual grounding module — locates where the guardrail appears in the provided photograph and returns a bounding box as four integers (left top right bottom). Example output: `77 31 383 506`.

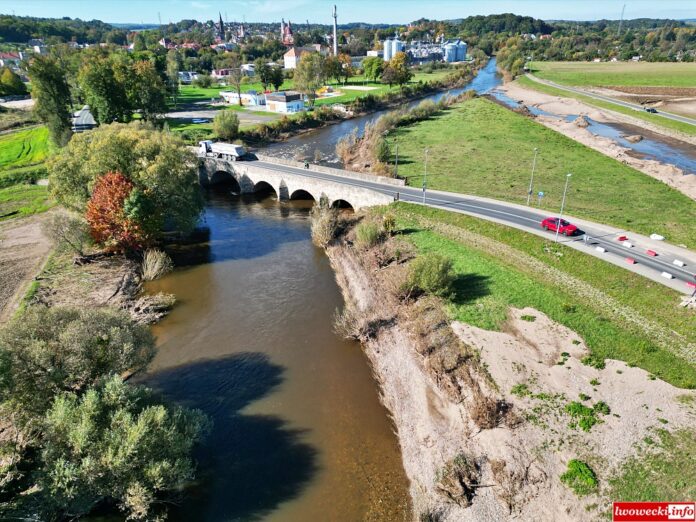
253 154 406 187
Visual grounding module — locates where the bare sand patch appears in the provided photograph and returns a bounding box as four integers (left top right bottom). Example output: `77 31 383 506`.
340 85 379 91
0 215 52 323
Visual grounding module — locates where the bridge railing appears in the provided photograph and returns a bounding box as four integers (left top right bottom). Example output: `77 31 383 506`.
253 154 406 187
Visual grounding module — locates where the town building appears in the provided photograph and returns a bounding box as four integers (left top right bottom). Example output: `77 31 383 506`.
280 19 294 46
0 52 25 70
72 105 97 133
265 91 305 113
178 71 199 84
241 63 255 76
283 45 322 69
220 90 265 106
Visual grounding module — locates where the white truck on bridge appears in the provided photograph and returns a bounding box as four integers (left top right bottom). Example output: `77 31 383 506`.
199 140 247 161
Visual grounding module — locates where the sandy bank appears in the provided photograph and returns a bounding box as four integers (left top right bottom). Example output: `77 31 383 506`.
498 82 696 200
326 231 695 521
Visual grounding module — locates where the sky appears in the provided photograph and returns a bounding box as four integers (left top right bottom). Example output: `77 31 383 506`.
1 0 695 25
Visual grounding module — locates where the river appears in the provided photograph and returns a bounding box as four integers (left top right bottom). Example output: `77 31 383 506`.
141 189 410 521
263 58 696 175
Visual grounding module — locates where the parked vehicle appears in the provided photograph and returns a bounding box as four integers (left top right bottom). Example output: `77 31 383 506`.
645 107 658 113
198 140 247 161
541 217 578 236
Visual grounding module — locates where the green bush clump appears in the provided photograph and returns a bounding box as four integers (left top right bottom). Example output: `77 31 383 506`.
561 459 598 496
403 253 455 298
354 221 382 250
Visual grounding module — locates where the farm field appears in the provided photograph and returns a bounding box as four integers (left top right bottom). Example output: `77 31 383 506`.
391 97 696 245
0 126 50 170
528 61 696 89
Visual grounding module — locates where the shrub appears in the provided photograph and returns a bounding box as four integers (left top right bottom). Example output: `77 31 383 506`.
85 171 150 251
309 196 338 247
141 249 173 281
39 375 210 521
382 213 397 235
0 306 155 420
560 460 598 496
354 221 382 250
213 110 240 141
436 452 480 507
193 74 212 88
403 253 455 298
42 210 90 256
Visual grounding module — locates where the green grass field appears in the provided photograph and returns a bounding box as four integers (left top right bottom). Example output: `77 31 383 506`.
528 61 696 88
515 76 696 136
385 203 696 388
390 97 696 246
0 126 50 170
0 184 53 220
175 69 453 108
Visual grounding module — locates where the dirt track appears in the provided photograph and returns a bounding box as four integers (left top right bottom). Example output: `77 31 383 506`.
0 215 52 323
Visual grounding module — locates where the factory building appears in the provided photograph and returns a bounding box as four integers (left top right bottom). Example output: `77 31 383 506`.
383 37 405 62
383 37 467 64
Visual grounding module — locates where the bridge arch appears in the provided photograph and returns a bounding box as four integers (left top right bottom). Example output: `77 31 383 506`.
289 189 316 202
209 170 241 193
331 199 354 211
253 180 277 198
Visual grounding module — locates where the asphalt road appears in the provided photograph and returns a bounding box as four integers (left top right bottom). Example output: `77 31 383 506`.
526 75 696 128
255 159 696 291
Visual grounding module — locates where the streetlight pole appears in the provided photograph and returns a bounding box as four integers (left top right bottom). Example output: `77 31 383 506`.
526 147 538 205
555 173 572 243
394 141 399 178
422 148 429 204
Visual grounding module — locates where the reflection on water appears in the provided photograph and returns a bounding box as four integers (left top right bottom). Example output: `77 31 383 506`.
138 188 410 522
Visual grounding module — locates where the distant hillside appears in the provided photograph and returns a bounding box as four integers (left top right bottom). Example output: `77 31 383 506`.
0 15 115 43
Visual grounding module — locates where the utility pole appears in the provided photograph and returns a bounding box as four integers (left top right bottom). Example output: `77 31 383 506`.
394 141 399 178
617 4 626 37
422 148 429 204
555 173 572 243
526 147 539 205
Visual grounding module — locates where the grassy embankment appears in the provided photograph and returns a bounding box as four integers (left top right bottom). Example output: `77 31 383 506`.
519 61 696 136
0 126 53 220
391 97 696 246
380 202 696 389
528 61 696 88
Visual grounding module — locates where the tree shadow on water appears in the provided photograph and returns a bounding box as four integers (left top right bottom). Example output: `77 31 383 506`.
450 273 491 305
142 353 319 522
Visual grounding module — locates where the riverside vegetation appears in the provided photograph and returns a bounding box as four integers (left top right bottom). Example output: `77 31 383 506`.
310 200 695 518
0 121 210 520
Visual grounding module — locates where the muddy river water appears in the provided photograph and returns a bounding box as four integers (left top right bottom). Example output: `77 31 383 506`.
142 190 410 521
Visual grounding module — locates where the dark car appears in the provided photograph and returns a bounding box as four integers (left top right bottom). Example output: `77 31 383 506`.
645 107 658 114
541 217 578 236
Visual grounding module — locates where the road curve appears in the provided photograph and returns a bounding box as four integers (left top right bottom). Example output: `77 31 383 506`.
254 159 696 293
526 74 696 128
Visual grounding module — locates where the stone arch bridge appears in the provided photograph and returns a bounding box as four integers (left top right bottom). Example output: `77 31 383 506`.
198 155 402 210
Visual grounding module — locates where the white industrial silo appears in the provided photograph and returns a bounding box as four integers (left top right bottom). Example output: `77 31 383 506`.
456 41 467 61
444 43 457 63
383 38 392 62
392 38 404 57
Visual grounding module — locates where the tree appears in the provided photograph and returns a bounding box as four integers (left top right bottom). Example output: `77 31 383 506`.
42 210 90 256
338 53 355 84
49 123 203 240
26 55 73 146
85 171 152 250
166 49 180 108
362 56 384 82
213 110 239 141
78 56 131 124
323 55 343 84
225 52 244 106
269 66 284 91
0 67 27 95
388 52 413 89
0 306 155 420
380 65 398 87
39 375 209 520
253 57 272 91
293 52 326 107
129 60 167 122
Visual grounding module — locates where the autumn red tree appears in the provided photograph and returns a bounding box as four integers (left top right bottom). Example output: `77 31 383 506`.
85 171 149 251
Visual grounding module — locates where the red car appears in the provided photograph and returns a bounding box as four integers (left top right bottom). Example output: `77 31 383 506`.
541 217 578 236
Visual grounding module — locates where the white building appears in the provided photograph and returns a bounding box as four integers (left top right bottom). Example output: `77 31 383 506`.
283 45 322 69
265 91 305 113
220 90 265 107
366 49 383 58
241 63 255 76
